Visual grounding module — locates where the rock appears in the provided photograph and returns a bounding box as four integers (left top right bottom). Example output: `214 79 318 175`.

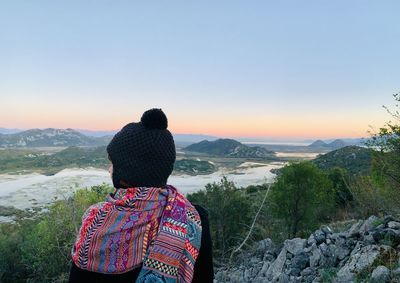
255 238 273 257
307 234 317 246
322 226 333 235
319 245 337 268
336 244 380 281
319 243 329 256
332 237 351 260
272 273 289 283
383 215 396 224
314 230 326 244
285 238 306 255
387 221 400 230
359 215 379 233
258 261 270 277
370 265 390 283
289 267 301 276
291 252 309 271
371 228 400 246
346 220 363 238
266 247 287 280
310 245 321 267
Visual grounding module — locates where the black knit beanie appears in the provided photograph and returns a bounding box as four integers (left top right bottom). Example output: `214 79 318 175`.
106 108 176 188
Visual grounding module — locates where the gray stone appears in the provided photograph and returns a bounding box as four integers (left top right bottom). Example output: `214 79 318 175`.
332 235 351 260
319 243 329 256
336 244 380 280
322 226 333 235
289 267 301 276
244 268 251 281
359 215 379 233
307 234 317 246
387 221 400 230
370 265 390 283
301 267 316 277
314 229 326 244
363 233 376 245
346 220 363 238
371 228 400 246
255 238 274 257
334 272 355 283
384 215 396 224
272 273 289 283
252 277 269 283
266 247 287 280
284 238 306 255
258 261 270 277
318 245 337 268
228 268 244 283
263 253 275 262
291 252 309 270
310 245 321 267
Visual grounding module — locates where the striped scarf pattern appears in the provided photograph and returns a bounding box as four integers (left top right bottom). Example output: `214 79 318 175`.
71 185 202 283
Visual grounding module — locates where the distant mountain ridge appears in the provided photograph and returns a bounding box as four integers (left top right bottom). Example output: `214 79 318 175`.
0 127 221 148
308 138 365 150
185 138 275 158
0 128 107 148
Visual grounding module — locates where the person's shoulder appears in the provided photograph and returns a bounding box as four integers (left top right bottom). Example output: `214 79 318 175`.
81 201 110 221
192 203 209 219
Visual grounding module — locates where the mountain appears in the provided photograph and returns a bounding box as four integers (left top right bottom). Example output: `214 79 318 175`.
173 134 219 143
0 128 105 147
184 138 275 158
74 129 118 137
328 139 348 150
308 139 349 150
0 128 23 135
309 140 329 148
308 138 368 151
313 145 373 176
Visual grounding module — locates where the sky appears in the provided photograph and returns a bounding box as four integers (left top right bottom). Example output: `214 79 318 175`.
0 1 399 139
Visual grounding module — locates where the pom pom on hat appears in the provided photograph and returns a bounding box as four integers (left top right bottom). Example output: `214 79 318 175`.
141 108 168 130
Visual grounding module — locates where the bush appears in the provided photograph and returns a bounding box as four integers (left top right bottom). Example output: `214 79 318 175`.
0 183 112 283
268 162 335 238
187 177 253 262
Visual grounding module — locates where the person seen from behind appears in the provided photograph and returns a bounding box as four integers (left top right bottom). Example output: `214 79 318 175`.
69 108 214 283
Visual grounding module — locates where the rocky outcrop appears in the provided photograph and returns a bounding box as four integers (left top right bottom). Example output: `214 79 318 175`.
215 215 400 282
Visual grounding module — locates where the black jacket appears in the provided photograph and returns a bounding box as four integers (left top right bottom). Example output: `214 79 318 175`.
69 204 213 283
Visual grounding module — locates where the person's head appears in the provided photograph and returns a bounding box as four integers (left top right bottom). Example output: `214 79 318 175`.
106 108 176 188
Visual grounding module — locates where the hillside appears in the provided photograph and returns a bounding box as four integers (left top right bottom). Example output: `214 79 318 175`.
309 139 328 148
174 159 216 175
313 145 373 176
0 146 110 175
0 128 107 147
185 139 276 159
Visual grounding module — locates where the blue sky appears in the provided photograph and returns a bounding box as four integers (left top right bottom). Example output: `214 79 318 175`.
0 1 399 138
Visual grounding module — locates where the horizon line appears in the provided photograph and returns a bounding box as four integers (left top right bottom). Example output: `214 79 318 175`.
0 126 368 141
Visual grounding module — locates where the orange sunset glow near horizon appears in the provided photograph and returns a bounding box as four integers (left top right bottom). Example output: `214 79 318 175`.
0 101 392 140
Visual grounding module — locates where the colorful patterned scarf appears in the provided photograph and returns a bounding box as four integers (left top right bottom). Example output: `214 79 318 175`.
71 185 202 283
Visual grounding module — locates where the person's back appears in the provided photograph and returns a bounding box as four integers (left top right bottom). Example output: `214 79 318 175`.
69 109 213 283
